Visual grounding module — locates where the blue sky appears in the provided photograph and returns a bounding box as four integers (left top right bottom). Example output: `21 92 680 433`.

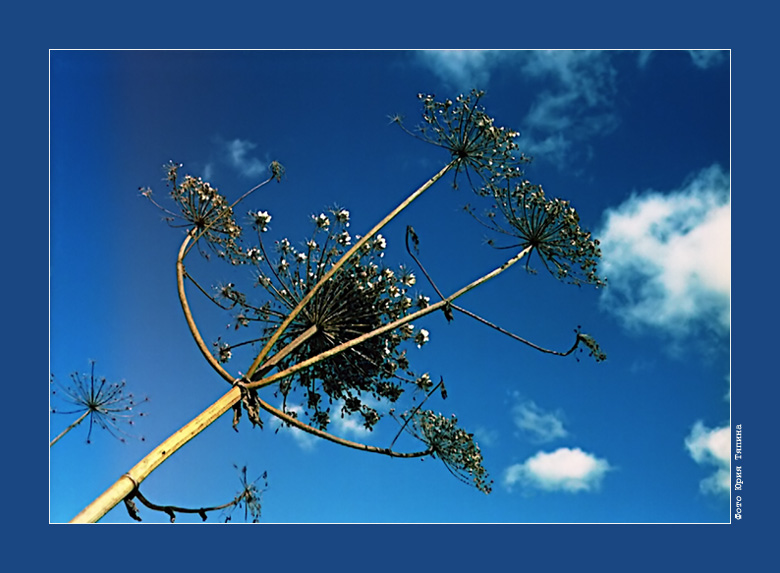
50 50 730 523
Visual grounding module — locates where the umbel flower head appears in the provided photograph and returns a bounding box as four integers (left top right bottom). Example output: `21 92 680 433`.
404 409 492 494
467 178 606 288
50 361 148 444
217 207 431 432
141 162 243 260
393 89 531 194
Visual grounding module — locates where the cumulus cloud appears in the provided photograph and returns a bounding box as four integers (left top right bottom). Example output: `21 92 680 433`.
512 400 568 443
597 164 730 335
685 421 730 495
224 138 268 179
504 447 611 493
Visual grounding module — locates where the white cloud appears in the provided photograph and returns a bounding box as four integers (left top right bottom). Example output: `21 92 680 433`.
512 400 568 443
269 404 317 451
414 50 506 90
331 411 371 439
685 421 730 495
224 138 268 179
688 50 728 69
412 50 617 167
597 164 730 335
504 447 611 492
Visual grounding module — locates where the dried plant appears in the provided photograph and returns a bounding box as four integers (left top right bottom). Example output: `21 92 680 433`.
50 361 148 446
70 90 606 523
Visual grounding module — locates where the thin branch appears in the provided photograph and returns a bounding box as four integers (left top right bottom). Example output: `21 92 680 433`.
49 410 90 447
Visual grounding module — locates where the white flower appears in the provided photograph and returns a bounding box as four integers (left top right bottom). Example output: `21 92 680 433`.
335 209 350 226
337 231 352 246
416 294 430 309
296 252 307 263
306 239 318 250
401 272 416 287
313 213 331 228
250 210 272 231
415 328 430 348
246 247 262 262
373 234 387 251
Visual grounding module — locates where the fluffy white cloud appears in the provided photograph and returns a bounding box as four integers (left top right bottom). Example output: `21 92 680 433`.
503 447 611 492
225 138 268 179
512 400 568 443
597 164 730 335
685 421 730 495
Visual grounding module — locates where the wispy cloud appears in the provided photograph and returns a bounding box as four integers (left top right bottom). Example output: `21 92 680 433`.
503 447 611 493
597 164 730 336
684 421 730 495
414 50 619 167
269 404 318 451
512 400 568 443
224 138 268 179
414 50 507 90
688 50 728 69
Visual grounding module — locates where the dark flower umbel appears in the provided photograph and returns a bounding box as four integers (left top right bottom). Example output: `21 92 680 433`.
50 361 148 444
393 89 531 194
466 179 606 288
215 207 430 432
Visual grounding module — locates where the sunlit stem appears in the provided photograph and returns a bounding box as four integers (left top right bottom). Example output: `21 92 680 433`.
69 325 318 524
244 160 457 380
177 232 235 384
245 245 533 392
49 410 90 447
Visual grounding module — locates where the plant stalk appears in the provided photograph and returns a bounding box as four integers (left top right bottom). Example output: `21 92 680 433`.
245 160 456 380
245 245 532 392
50 410 90 447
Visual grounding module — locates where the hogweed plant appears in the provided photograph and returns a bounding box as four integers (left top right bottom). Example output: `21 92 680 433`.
70 90 606 523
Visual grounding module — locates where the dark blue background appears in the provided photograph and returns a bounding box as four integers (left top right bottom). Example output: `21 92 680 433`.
8 0 767 570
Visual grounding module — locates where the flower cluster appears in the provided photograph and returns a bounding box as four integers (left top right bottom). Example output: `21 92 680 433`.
216 207 432 432
50 361 148 444
394 89 531 194
141 162 243 260
406 410 492 494
467 180 606 287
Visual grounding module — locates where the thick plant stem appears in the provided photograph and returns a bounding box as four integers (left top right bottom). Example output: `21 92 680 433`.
70 325 318 523
245 160 456 380
245 246 533 392
50 410 90 447
70 386 241 523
